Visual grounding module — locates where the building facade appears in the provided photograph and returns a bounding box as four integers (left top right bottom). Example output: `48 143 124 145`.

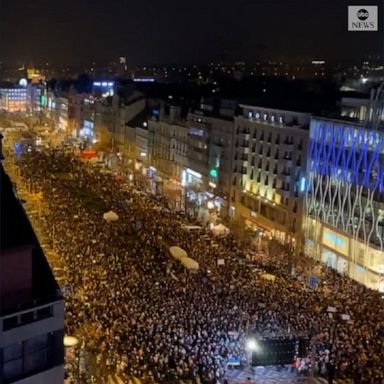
0 86 28 113
149 105 188 180
54 97 69 132
340 96 370 121
184 108 234 217
304 118 384 291
231 105 310 245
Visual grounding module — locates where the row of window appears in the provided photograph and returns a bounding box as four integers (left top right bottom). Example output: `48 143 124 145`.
2 330 64 383
3 306 52 331
242 175 297 191
239 164 295 178
236 129 304 147
0 89 27 94
237 150 302 163
3 96 27 100
241 195 299 229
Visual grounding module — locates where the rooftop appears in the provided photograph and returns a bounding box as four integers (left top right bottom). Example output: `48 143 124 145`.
1 165 62 316
125 108 151 128
1 165 37 250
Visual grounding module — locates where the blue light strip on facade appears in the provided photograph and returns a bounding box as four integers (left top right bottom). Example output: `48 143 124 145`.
309 120 384 193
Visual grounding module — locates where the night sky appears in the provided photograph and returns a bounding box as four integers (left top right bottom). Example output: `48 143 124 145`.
0 0 382 67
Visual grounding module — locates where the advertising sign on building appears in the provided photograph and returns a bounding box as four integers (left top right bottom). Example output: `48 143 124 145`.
322 228 349 256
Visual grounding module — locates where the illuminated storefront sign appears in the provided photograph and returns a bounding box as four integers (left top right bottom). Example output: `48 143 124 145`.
210 169 218 178
209 181 216 188
322 228 349 256
186 168 202 179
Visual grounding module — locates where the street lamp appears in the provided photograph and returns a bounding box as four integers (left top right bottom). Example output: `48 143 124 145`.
246 338 260 352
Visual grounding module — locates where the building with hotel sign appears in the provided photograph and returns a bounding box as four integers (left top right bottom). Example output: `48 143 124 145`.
231 105 310 245
304 117 384 291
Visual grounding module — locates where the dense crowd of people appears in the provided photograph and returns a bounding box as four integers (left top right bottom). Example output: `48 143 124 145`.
16 149 384 384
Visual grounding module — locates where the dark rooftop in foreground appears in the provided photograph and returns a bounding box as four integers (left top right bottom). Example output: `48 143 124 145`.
1 165 37 250
1 165 62 316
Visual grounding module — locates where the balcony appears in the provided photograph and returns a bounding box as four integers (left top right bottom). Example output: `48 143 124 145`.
2 302 56 331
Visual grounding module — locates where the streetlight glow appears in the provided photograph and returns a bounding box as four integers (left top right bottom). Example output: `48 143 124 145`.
246 338 259 351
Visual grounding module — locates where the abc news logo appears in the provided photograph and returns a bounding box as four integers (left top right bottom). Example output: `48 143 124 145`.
348 6 378 31
357 9 369 20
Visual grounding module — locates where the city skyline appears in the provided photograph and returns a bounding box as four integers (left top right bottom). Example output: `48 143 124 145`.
1 0 382 67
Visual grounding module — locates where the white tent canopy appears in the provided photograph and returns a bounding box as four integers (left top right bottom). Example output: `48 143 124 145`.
103 211 119 222
64 336 79 348
169 246 188 261
211 223 230 236
181 257 199 271
181 225 203 232
261 273 277 282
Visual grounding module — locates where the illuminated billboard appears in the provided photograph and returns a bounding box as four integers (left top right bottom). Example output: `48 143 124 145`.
322 228 349 256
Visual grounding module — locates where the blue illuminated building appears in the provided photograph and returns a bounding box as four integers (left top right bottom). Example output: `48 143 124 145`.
304 117 384 291
92 81 114 97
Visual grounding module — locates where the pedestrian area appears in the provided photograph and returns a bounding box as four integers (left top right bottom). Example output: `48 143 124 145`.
9 152 383 384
